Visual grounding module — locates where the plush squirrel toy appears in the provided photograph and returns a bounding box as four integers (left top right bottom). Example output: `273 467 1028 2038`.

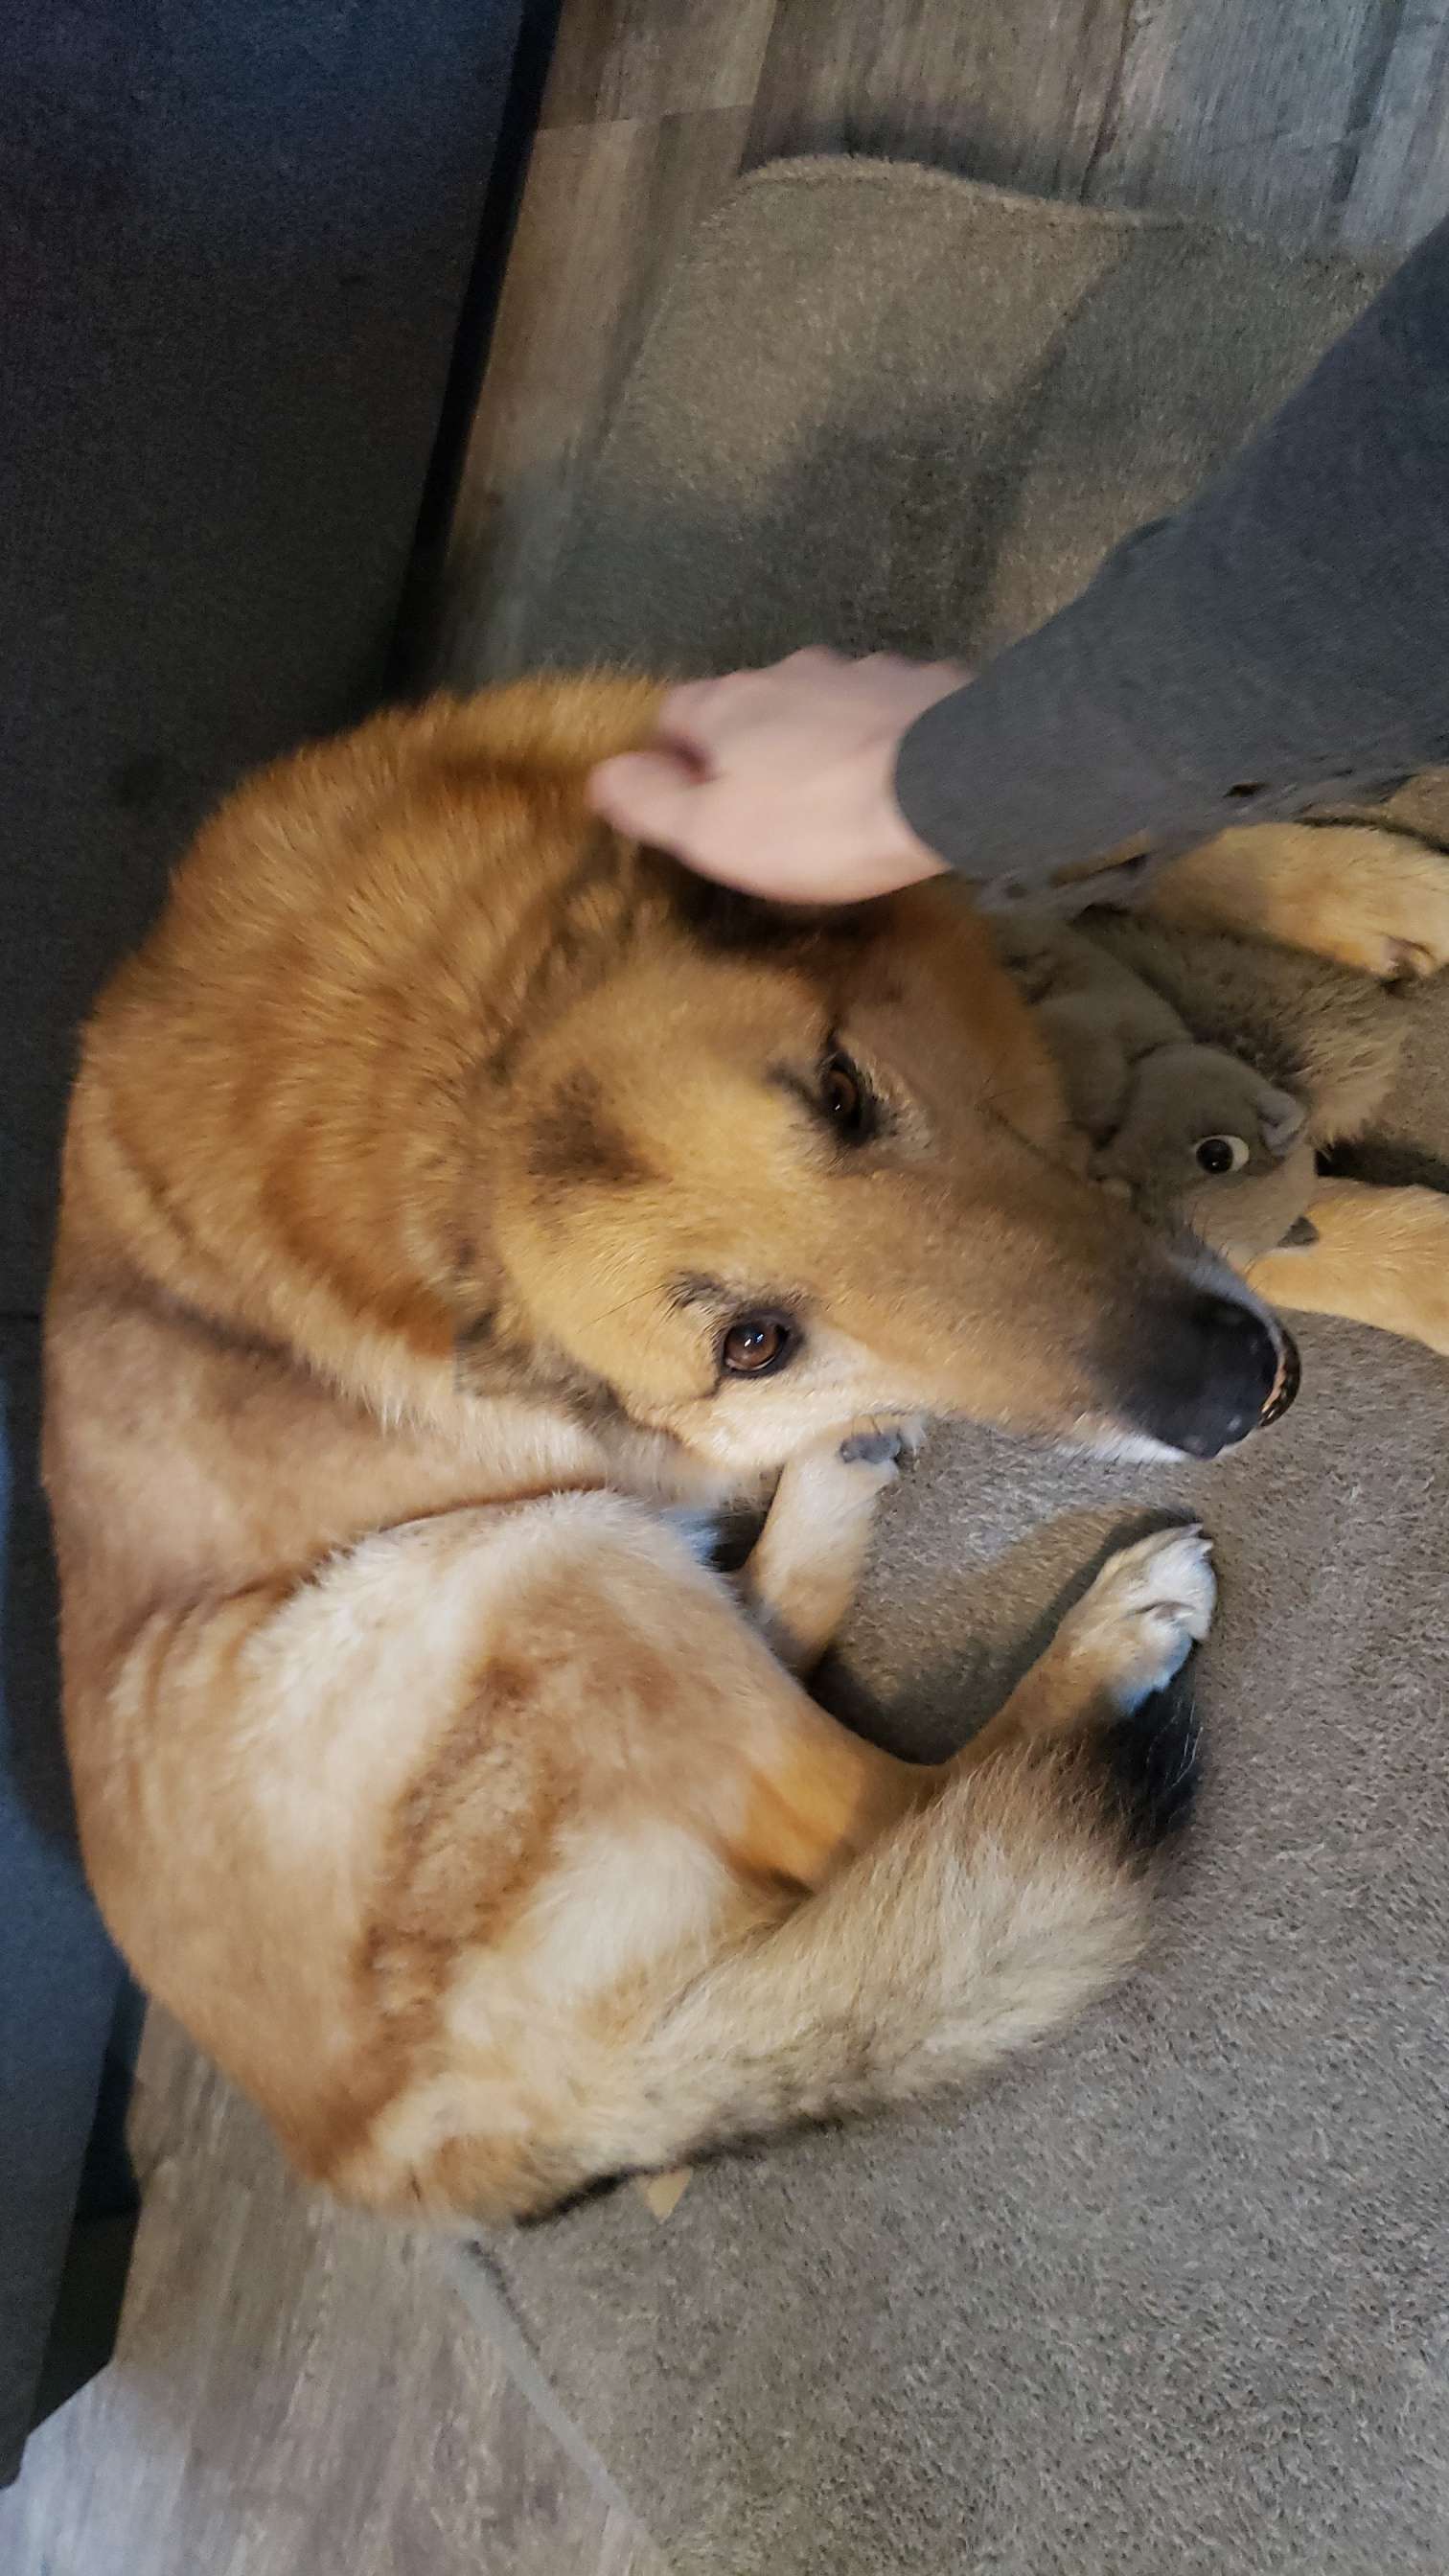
994 906 1411 1266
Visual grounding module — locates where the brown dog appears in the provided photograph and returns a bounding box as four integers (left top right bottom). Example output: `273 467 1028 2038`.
47 676 1321 2221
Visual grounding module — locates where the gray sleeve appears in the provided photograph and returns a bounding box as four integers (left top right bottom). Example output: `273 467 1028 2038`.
893 216 1449 894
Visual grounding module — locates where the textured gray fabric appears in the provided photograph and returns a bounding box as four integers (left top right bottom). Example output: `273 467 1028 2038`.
450 164 1449 2573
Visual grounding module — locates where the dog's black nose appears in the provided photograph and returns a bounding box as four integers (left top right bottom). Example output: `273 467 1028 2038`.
1120 1291 1298 1458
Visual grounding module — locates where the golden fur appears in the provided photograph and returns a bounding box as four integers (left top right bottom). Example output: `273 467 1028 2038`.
44 676 1443 2220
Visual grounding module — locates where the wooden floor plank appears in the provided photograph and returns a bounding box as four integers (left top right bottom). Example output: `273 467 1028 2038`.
435 105 752 685
540 0 777 126
0 2012 662 2576
1082 0 1409 248
1342 0 1449 251
745 0 1130 199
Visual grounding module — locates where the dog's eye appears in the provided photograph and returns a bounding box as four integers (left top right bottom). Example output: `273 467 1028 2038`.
1195 1134 1250 1175
822 1051 868 1138
722 1316 794 1376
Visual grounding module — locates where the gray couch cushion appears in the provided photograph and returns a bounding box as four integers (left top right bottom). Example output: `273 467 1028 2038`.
450 162 1449 2573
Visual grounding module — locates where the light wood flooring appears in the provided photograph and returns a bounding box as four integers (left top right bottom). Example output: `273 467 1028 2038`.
0 2008 661 2575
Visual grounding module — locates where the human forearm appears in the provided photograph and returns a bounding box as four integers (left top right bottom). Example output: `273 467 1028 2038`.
895 216 1449 891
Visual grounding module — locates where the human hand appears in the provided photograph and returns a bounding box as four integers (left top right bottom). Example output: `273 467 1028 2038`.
586 648 967 904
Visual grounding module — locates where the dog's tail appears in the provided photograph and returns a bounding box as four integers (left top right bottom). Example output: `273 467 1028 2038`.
531 1677 1200 2206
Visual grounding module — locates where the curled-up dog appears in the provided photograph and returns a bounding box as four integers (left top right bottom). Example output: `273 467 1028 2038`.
53 676 1433 2223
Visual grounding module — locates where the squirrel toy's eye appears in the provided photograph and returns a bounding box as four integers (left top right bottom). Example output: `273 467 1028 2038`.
1195 1134 1250 1176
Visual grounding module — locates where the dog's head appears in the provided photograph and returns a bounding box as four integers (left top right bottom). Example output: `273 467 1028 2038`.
479 785 1295 1472
94 677 1295 1474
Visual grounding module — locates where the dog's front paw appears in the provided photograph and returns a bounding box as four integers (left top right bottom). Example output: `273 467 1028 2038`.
838 1415 928 1473
1061 1525 1216 1714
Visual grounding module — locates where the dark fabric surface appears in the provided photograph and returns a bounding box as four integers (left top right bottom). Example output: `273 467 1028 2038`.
895 213 1449 888
0 0 524 1312
1 0 526 2485
0 1325 123 2487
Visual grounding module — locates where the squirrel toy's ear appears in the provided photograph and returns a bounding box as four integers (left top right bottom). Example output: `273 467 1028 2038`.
1257 1084 1308 1159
